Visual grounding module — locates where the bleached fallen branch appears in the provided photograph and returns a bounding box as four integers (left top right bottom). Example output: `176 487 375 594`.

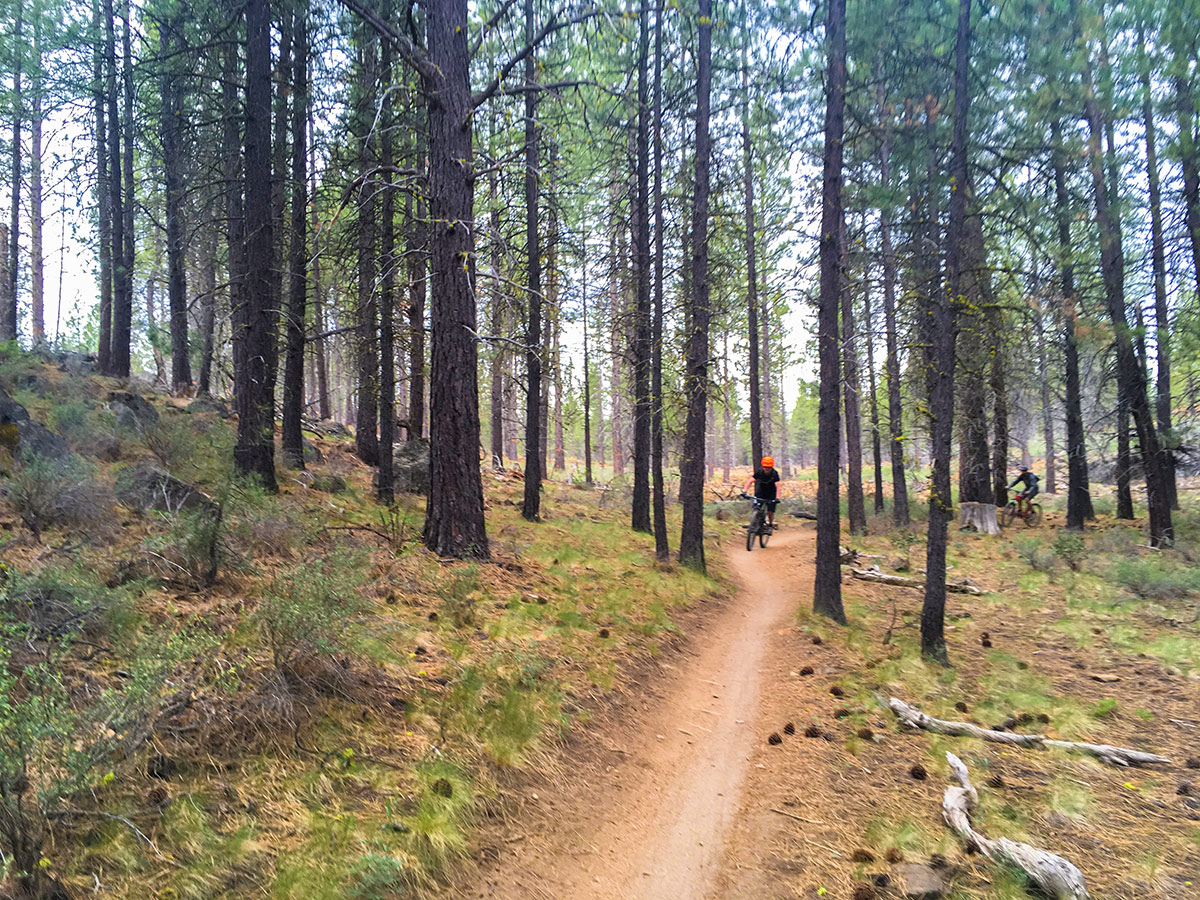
889 698 1170 767
849 565 984 595
942 752 1089 900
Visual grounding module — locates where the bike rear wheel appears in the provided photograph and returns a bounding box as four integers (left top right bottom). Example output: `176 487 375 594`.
1025 503 1042 527
1000 502 1016 528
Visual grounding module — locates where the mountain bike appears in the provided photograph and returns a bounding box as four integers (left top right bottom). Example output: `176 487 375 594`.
740 493 776 550
1000 491 1042 528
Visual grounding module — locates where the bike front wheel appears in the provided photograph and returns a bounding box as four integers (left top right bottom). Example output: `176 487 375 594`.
746 517 758 551
1025 503 1042 527
759 526 771 548
1000 502 1016 528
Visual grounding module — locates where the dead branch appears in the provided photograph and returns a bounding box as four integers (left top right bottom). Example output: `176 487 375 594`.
942 752 1090 900
889 698 1170 767
849 565 984 595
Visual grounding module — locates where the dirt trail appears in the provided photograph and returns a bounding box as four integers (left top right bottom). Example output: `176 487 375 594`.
464 526 811 900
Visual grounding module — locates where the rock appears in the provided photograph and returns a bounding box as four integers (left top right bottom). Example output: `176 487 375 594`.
704 530 721 539
88 433 123 463
895 862 950 900
306 418 351 438
1088 672 1120 683
302 437 324 464
715 507 729 521
114 461 216 515
392 438 430 494
0 388 73 464
109 391 159 430
891 557 911 572
186 396 231 418
309 473 349 494
55 350 98 377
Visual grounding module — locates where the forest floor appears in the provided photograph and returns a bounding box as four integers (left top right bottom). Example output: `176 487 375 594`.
447 499 1200 900
2 352 1199 900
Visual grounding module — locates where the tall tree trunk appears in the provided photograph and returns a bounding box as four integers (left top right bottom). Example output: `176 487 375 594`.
877 87 909 525
376 6 395 501
631 2 652 532
3 0 22 343
282 7 308 469
408 172 426 442
309 101 331 419
678 0 713 571
990 307 1009 506
103 0 125 374
355 29 379 465
29 5 43 344
863 255 884 514
421 0 489 558
743 39 763 467
147 238 166 386
233 0 278 490
1116 391 1134 518
113 0 134 377
582 250 593 486
161 12 192 391
1052 116 1094 528
841 213 866 535
813 0 848 623
1178 69 1200 305
521 0 543 522
1036 307 1056 494
93 0 112 370
957 196 992 505
650 0 668 559
488 122 505 468
197 205 217 396
221 21 245 401
609 225 624 478
1141 37 1177 509
923 0 971 665
1075 0 1172 545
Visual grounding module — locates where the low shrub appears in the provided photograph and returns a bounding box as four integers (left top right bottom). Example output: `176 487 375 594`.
438 565 481 628
1110 555 1200 601
252 547 372 681
1052 531 1087 571
1015 537 1057 573
1 454 112 541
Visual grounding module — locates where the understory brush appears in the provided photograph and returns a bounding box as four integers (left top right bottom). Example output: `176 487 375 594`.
1 453 113 541
1109 554 1200 601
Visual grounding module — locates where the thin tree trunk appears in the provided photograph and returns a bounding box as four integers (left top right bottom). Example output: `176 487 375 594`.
197 205 217 396
377 4 395 501
651 0 668 559
420 0 489 557
1036 307 1055 494
309 100 330 419
923 0 971 665
842 213 866 535
408 172 426 443
631 2 652 532
114 0 134 377
521 0 543 522
990 306 1009 506
1052 115 1094 528
282 6 308 469
30 5 43 344
233 0 278 490
742 36 763 467
678 0 712 572
161 12 192 390
813 0 848 623
355 29 379 465
1141 35 1177 509
103 0 126 374
609 225 624 478
221 20 245 401
93 0 112 370
877 87 909 525
583 250 593 486
4 0 22 343
488 118 504 468
863 253 884 514
1076 0 1172 545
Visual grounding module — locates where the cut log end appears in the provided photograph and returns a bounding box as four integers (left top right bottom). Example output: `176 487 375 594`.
958 501 1002 535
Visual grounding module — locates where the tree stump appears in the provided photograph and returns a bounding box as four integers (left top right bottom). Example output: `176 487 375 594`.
958 501 1000 535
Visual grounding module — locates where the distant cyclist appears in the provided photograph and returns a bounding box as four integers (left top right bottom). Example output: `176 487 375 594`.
744 456 781 528
1008 465 1040 507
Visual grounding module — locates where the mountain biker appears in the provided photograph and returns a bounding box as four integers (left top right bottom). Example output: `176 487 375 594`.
1009 466 1040 509
744 456 781 528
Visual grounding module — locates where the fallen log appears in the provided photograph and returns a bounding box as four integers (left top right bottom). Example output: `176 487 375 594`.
848 565 983 595
889 698 1170 767
942 752 1090 900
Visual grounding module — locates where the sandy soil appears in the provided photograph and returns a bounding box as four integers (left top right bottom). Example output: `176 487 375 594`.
455 524 811 900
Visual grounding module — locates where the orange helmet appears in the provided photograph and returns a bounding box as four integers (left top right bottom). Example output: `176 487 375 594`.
761 456 775 468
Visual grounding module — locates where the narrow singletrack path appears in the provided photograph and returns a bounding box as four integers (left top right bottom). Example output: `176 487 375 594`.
462 526 812 899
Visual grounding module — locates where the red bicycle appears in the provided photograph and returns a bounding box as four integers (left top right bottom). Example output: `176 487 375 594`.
1001 491 1042 528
